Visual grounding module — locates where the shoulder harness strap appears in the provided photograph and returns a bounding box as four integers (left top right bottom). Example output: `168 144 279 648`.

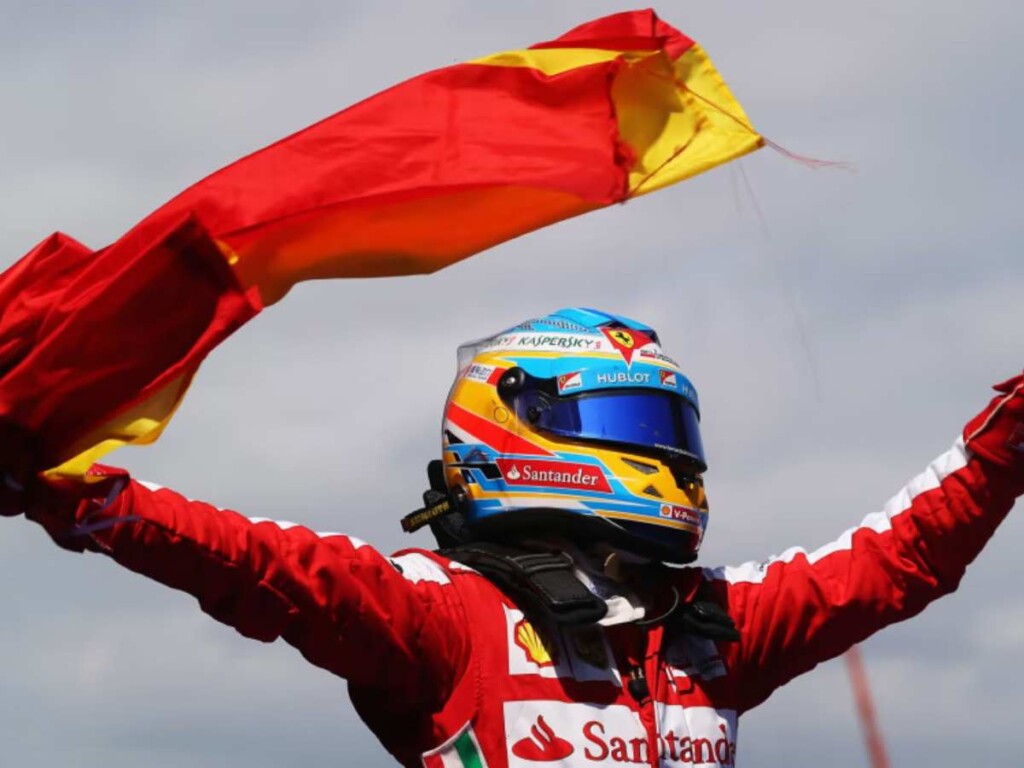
672 580 740 642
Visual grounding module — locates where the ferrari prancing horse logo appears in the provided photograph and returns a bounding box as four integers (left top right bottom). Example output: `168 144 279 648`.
609 329 635 348
600 327 654 366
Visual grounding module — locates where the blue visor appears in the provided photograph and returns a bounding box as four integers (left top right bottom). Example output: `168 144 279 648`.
506 381 705 470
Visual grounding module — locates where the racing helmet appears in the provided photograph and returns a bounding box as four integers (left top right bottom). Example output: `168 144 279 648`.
440 307 708 564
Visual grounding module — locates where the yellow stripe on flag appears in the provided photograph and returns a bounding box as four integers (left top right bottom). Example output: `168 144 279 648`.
45 373 194 479
468 47 626 76
620 44 763 197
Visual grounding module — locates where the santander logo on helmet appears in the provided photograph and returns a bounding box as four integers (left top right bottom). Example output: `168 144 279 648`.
442 308 709 564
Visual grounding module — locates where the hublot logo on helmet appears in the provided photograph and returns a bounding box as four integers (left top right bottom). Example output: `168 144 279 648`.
595 372 651 385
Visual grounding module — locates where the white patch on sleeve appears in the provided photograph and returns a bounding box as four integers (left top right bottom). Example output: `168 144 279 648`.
135 483 369 547
705 436 969 585
390 553 452 584
249 517 300 530
313 532 367 546
247 518 366 547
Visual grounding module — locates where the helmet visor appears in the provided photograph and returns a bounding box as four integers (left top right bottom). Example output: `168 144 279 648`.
507 381 705 470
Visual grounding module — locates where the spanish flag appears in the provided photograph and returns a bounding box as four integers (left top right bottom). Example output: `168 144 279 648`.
0 9 762 480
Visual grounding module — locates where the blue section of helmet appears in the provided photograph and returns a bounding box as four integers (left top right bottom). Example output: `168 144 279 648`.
506 307 656 337
553 307 656 335
505 313 598 336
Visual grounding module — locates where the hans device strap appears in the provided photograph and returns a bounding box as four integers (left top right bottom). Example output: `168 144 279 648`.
443 541 740 641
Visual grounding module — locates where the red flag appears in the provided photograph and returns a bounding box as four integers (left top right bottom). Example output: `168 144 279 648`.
0 10 762 477
0 213 259 474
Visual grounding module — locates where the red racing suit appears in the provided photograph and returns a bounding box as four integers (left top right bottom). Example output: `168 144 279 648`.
26 374 1024 767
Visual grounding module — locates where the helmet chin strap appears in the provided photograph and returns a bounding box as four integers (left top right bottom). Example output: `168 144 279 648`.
568 541 736 637
558 541 659 627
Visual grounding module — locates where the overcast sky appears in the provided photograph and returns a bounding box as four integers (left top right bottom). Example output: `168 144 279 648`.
1 1 1022 766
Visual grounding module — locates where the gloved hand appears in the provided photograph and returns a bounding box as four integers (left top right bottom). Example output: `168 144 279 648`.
0 419 129 553
0 420 39 518
964 371 1024 489
24 467 129 553
0 474 26 517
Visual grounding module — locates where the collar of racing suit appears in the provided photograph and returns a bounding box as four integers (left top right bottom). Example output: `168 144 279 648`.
440 538 737 638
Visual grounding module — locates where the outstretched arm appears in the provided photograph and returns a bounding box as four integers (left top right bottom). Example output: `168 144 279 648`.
22 468 470 713
706 372 1024 713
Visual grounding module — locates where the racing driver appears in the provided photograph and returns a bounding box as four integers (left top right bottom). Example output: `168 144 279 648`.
2 306 1022 768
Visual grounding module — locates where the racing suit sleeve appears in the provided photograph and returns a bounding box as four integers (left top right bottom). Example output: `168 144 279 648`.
705 373 1024 713
26 471 471 712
